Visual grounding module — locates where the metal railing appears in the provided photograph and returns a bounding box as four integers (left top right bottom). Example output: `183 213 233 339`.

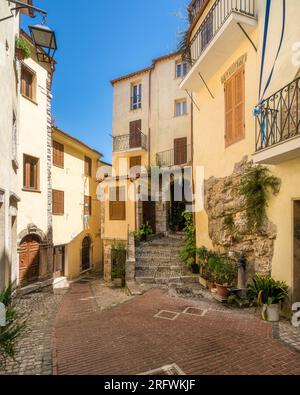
255 77 300 152
156 145 192 167
189 0 208 24
113 131 148 152
130 95 142 110
184 0 255 65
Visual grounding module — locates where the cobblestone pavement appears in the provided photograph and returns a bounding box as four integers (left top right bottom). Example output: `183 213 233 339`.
0 289 63 375
53 282 300 375
274 321 300 352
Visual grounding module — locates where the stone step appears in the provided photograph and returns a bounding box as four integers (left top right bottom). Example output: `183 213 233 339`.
142 238 184 247
136 256 182 265
135 275 199 286
136 263 184 270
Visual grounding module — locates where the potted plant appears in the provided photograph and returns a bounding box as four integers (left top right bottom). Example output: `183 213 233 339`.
15 37 31 61
208 255 237 298
180 211 199 274
169 206 185 232
134 222 153 242
247 274 289 322
111 242 126 288
197 246 217 290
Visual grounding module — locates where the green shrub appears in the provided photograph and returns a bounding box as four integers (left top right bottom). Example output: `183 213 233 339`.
0 283 25 369
207 255 237 286
134 222 153 242
111 242 126 286
15 37 31 59
180 211 197 267
247 274 288 305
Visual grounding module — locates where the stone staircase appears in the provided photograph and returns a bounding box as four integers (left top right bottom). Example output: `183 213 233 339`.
135 234 198 286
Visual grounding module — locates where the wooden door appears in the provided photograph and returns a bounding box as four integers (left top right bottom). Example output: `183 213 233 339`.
19 235 40 284
81 237 91 272
174 138 187 165
142 200 156 234
129 120 142 149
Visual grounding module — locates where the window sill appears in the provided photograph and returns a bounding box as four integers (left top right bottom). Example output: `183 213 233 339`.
174 113 188 118
22 188 41 194
21 94 38 106
53 164 65 169
53 213 65 216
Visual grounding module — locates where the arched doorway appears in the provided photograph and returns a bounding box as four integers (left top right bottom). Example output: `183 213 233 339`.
19 235 40 284
81 236 91 272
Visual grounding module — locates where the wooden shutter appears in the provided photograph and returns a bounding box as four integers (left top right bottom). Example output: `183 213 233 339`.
129 120 142 148
225 66 245 147
23 155 38 190
53 190 64 215
174 138 187 165
53 141 64 168
21 67 33 99
109 187 126 220
85 156 92 177
130 156 141 169
84 195 92 216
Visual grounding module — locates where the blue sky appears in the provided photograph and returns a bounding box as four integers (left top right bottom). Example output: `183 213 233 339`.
22 0 188 163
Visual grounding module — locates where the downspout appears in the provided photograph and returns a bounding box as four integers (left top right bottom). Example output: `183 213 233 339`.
148 68 152 168
190 94 196 226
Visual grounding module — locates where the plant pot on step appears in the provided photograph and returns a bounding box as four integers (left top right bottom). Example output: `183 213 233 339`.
207 281 216 292
216 283 230 298
262 304 280 322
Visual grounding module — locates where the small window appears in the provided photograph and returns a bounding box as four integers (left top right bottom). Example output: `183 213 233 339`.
109 186 126 221
129 156 142 177
23 154 39 190
175 99 188 117
84 195 92 216
12 111 17 162
84 156 92 177
53 190 64 215
131 83 142 110
21 66 36 101
176 61 188 78
53 141 64 168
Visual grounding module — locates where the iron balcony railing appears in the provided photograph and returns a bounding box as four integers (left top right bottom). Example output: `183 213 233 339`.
156 145 192 167
113 131 147 152
184 0 255 65
189 0 208 25
255 76 300 152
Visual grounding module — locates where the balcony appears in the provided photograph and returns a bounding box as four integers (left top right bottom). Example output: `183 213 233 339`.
113 131 147 153
180 0 256 92
156 145 192 167
253 77 300 165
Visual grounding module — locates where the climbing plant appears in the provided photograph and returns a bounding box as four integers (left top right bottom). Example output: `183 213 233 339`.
180 211 197 267
239 165 281 231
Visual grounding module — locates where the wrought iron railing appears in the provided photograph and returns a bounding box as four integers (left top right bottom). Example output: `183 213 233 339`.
255 77 300 152
113 131 147 152
156 145 192 167
189 0 208 24
184 0 255 65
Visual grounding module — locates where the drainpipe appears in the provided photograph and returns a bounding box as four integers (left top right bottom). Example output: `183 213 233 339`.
148 68 152 168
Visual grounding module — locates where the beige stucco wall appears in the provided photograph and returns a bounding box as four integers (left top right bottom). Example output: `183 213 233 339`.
18 57 49 244
188 0 300 294
52 130 102 279
0 4 20 289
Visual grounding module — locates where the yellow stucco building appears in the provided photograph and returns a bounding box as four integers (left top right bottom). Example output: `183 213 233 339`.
52 127 106 283
180 0 300 302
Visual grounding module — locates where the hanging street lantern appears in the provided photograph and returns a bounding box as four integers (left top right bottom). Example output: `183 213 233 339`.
29 23 57 64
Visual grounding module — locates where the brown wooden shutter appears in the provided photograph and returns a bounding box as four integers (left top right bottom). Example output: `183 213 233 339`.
130 156 141 169
225 66 245 147
85 156 92 177
174 137 187 165
53 141 64 168
109 187 126 220
53 190 64 215
234 66 245 142
129 120 142 148
23 155 38 190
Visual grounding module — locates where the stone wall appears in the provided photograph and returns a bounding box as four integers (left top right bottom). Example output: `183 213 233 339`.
204 157 277 280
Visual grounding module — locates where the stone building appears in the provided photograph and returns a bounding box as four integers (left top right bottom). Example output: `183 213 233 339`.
101 52 193 282
0 2 22 290
16 30 55 288
180 0 300 301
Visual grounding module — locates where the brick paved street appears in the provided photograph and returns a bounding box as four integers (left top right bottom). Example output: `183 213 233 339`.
53 281 300 375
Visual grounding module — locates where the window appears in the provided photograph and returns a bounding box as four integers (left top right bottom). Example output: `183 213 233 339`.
23 154 39 190
131 83 142 110
175 99 187 117
109 186 126 221
12 111 17 163
224 66 245 147
84 156 92 177
84 195 92 216
21 66 35 101
53 141 64 168
53 190 64 215
129 156 141 177
176 61 188 78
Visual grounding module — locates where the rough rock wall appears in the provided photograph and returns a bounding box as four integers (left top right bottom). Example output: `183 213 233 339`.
204 157 277 280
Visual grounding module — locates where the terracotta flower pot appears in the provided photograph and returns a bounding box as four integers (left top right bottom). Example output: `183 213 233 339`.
216 283 230 298
15 47 25 61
